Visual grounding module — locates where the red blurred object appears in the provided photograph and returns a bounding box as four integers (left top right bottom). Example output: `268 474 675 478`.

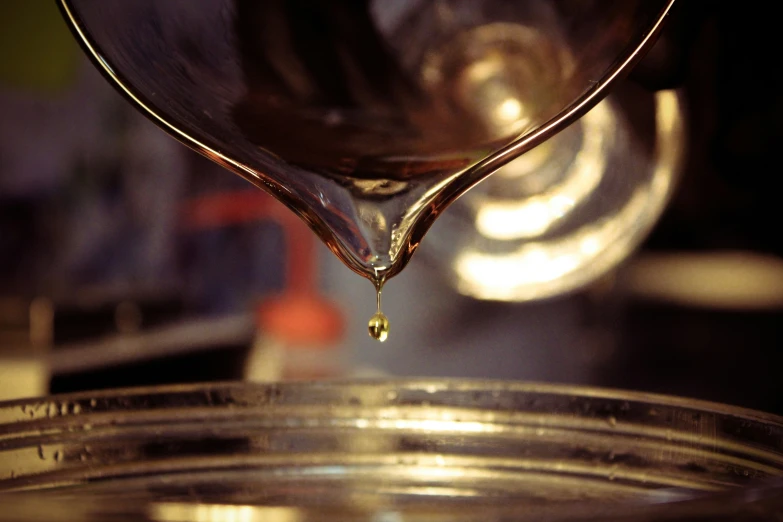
181 189 345 361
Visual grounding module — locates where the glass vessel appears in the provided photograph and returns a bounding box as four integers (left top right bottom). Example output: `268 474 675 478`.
1 380 782 520
58 0 677 286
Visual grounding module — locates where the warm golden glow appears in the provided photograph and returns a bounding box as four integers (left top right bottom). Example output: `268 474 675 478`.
0 358 48 401
455 182 652 300
627 252 783 310
453 90 683 301
475 100 612 240
495 97 523 122
152 503 302 522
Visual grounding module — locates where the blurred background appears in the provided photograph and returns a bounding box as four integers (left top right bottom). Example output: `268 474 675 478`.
2 1 783 414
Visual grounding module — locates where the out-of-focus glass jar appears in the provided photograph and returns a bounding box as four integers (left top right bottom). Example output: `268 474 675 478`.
0 380 782 521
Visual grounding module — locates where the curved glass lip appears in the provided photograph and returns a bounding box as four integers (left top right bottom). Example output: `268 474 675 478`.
55 0 679 280
1 377 780 426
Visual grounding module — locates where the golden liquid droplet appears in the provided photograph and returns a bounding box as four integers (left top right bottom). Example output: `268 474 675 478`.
368 280 389 342
368 312 390 342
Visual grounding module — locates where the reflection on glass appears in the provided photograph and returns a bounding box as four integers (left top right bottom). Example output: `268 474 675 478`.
152 503 303 522
427 89 684 301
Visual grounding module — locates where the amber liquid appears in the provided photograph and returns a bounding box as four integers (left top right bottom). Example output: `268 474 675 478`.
367 283 389 342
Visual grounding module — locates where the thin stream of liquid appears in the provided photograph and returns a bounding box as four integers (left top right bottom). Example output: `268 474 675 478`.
367 279 390 342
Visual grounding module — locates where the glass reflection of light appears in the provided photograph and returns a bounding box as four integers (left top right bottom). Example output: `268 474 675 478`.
152 503 302 522
495 97 523 123
455 91 682 301
475 99 613 240
348 416 496 434
376 418 491 433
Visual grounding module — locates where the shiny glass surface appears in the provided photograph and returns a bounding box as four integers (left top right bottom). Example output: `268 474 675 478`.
421 84 685 301
58 0 676 285
1 380 782 520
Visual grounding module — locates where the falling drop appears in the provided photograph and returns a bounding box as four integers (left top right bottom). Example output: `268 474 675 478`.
368 281 389 342
368 312 390 342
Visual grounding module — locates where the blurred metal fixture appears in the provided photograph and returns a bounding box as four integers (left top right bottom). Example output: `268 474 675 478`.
625 251 783 310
